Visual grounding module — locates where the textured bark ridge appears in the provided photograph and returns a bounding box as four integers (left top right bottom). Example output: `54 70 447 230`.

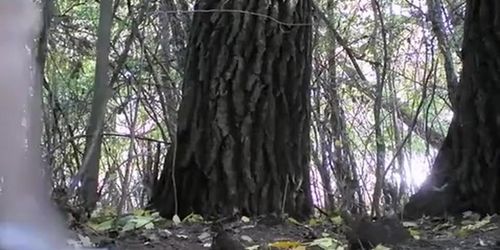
150 0 313 219
405 1 500 219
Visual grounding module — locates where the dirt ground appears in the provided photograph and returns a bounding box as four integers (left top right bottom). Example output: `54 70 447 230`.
74 214 500 250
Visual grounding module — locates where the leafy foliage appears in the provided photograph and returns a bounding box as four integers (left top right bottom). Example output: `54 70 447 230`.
43 0 466 220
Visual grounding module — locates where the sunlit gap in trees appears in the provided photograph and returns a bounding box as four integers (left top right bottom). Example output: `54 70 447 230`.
308 0 448 211
309 144 437 209
282 3 455 212
102 102 158 213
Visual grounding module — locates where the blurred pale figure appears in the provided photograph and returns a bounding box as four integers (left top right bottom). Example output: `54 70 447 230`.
0 0 68 249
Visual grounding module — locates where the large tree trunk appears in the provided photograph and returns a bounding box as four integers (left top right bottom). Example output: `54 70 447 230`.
150 0 314 219
77 0 114 214
404 0 500 219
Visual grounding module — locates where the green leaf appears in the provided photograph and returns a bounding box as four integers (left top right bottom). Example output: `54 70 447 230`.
373 245 391 250
287 217 302 226
144 222 155 230
91 219 114 231
308 237 341 250
122 220 136 232
183 213 204 223
134 216 154 228
330 215 343 226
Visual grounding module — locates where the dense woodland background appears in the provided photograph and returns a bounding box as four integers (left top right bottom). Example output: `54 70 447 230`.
36 0 468 221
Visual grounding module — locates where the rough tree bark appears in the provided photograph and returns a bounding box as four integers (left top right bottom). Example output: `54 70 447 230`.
404 0 500 218
150 0 314 219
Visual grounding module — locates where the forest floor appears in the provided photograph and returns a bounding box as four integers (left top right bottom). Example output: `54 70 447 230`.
69 212 500 250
